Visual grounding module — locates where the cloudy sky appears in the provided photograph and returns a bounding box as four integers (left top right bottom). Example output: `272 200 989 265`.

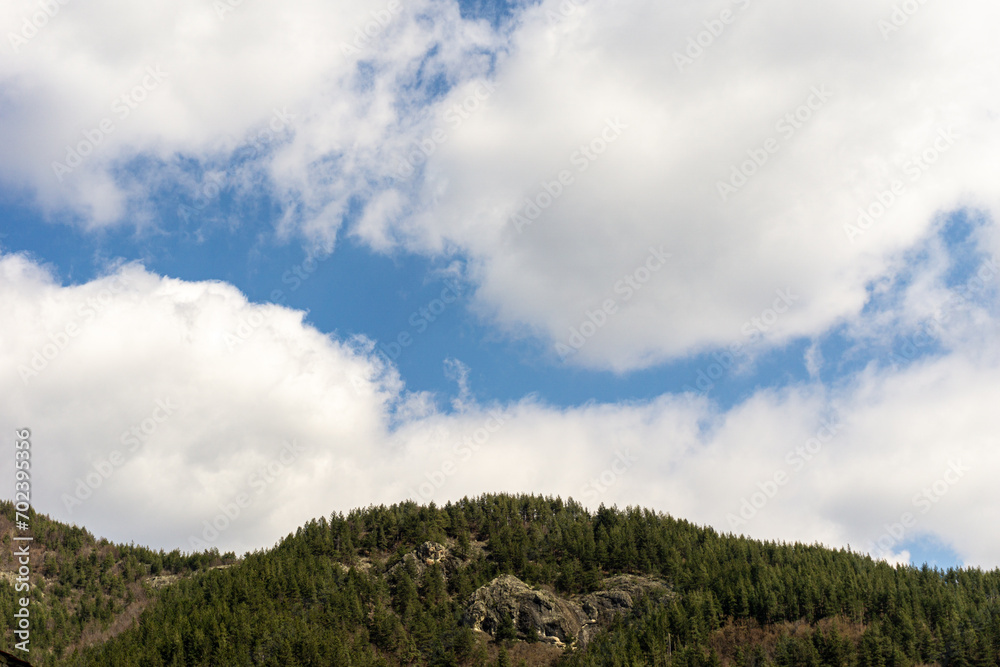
1 0 998 566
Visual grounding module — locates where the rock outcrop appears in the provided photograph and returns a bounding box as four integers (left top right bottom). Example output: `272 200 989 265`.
415 541 448 565
462 573 670 649
463 575 589 647
387 541 453 578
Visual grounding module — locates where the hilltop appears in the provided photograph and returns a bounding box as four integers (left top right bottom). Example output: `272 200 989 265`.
2 494 999 666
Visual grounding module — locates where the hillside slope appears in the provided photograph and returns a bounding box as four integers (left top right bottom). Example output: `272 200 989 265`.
0 501 235 665
4 494 1000 666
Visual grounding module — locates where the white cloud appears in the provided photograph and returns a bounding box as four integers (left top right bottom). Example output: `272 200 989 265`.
348 0 1000 371
0 253 400 552
0 0 497 228
2 253 1000 567
4 0 1000 568
5 0 998 371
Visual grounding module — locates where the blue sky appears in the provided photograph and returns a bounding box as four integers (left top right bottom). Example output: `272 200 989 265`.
1 170 826 413
1 0 997 567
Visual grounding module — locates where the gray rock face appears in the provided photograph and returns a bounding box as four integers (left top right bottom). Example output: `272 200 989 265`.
388 541 453 579
462 574 589 647
581 574 658 621
462 573 670 649
415 541 448 565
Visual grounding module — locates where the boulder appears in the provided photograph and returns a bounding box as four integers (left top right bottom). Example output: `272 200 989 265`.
581 574 667 622
462 573 672 649
462 574 588 645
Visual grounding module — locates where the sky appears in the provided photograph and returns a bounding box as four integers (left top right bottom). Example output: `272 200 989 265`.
0 0 998 568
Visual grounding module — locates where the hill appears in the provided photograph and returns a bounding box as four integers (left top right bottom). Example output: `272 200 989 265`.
2 494 1000 666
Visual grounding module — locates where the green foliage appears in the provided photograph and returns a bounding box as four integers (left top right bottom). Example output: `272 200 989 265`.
495 613 517 642
1 494 999 665
0 500 235 666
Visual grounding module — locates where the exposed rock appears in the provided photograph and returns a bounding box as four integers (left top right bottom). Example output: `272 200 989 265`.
416 541 448 565
581 574 666 622
387 541 453 579
147 573 181 589
462 574 588 646
462 573 672 650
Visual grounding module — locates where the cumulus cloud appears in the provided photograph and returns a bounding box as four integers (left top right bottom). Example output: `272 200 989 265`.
4 0 1000 568
317 0 994 372
372 0 1000 371
2 253 1000 567
4 0 999 371
0 252 399 552
0 0 497 229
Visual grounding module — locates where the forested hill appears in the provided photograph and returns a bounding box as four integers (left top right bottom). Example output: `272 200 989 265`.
0 499 236 665
3 494 1000 666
